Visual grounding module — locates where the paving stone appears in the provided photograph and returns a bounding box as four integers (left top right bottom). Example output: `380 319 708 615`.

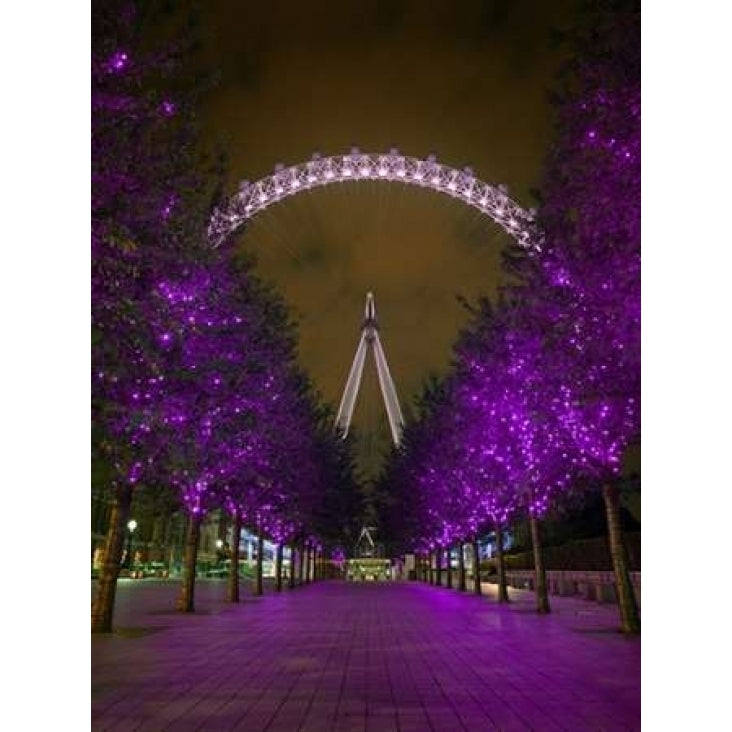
92 580 640 731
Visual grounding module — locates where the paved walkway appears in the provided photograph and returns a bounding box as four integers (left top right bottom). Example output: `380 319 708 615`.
92 580 640 731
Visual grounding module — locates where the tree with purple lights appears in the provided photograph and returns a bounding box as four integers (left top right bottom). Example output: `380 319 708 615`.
91 0 342 625
504 0 641 631
91 0 219 632
454 300 577 613
308 420 362 558
148 254 323 611
380 266 635 618
273 397 349 585
387 0 641 629
204 319 356 601
262 514 295 593
245 376 327 595
377 378 450 570
387 303 523 602
378 3 640 616
378 374 489 591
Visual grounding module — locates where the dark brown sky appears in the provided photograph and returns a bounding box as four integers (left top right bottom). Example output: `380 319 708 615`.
198 0 575 477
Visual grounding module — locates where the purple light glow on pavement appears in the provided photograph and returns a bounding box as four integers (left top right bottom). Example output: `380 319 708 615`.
92 581 640 731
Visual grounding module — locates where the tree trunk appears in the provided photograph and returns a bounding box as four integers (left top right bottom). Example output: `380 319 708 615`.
436 548 443 586
288 544 296 589
495 525 509 603
458 542 466 591
176 513 202 613
472 539 482 595
427 553 433 584
298 541 305 586
446 547 453 588
603 483 640 633
227 512 242 603
530 514 550 614
306 546 312 583
275 543 284 592
254 532 264 596
91 484 132 633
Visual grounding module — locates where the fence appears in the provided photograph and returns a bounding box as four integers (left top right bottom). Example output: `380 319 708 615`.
496 569 641 606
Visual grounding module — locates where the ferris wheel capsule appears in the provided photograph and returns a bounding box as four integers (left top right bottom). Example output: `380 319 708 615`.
212 151 540 253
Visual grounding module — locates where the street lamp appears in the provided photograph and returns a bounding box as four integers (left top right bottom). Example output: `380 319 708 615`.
126 519 138 569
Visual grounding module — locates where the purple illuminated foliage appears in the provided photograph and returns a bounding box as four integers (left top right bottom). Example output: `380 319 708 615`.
140 252 348 610
505 1 641 485
512 2 640 630
92 1 354 629
379 2 639 626
92 0 215 494
455 304 571 520
380 302 572 580
91 0 220 632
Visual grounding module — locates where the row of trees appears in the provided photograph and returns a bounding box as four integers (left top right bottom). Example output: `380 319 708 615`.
377 1 640 632
91 1 359 633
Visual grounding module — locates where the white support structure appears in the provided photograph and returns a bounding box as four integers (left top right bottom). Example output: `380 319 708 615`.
208 148 540 251
357 526 376 552
335 293 405 447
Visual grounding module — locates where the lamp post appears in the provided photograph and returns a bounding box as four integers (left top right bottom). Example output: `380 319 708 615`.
126 519 138 569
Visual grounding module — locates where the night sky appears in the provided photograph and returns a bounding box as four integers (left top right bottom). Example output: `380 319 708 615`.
198 0 576 477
